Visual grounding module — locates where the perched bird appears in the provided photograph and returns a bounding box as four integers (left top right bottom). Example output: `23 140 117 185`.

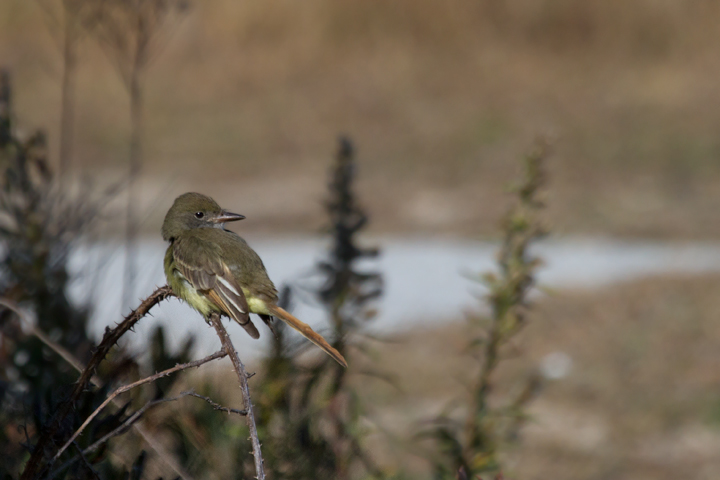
162 192 347 367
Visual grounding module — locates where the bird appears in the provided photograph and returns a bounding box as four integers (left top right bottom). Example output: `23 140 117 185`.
161 192 347 367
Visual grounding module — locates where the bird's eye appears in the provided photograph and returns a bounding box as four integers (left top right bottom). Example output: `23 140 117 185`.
195 212 204 219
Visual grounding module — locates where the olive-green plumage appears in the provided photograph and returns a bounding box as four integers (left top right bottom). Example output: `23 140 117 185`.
162 192 347 367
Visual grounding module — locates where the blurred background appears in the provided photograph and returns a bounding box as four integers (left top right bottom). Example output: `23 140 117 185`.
2 1 720 479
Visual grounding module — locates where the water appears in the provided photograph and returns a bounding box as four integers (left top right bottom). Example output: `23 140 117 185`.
67 236 720 359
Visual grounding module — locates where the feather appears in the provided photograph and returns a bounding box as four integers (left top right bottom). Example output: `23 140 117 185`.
267 305 347 367
173 237 259 339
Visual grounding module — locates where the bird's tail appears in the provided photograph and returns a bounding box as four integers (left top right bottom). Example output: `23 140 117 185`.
266 305 348 368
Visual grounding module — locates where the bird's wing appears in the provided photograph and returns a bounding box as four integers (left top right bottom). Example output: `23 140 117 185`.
173 236 259 339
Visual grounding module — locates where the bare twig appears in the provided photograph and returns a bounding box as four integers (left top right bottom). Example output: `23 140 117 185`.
130 423 193 480
0 298 194 480
79 0 188 312
20 285 173 480
0 299 85 373
55 386 248 477
53 349 227 462
86 395 183 455
183 390 247 416
208 313 266 480
53 392 193 477
57 0 85 178
71 441 100 480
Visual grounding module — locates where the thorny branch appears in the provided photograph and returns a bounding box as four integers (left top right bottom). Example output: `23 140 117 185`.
184 391 248 416
0 297 195 480
52 388 245 478
21 285 267 480
53 391 197 477
20 285 266 479
53 349 228 462
209 312 266 480
20 286 173 480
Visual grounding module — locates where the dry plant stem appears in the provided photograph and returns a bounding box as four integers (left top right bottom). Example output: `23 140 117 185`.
120 3 150 312
185 391 248 416
53 390 245 478
0 299 85 373
121 60 143 311
58 0 80 178
20 286 173 480
209 313 266 480
53 349 227 462
71 441 100 480
85 395 182 455
0 299 195 480
53 392 193 477
126 422 193 480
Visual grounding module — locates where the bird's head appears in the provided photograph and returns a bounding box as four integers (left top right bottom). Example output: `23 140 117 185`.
162 192 245 241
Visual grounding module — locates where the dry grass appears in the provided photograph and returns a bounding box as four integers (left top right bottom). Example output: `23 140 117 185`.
3 0 720 238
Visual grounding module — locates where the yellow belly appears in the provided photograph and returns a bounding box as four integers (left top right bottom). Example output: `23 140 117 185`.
178 276 221 317
242 287 271 315
173 271 270 317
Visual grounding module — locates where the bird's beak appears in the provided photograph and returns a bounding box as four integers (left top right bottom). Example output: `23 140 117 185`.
212 211 245 223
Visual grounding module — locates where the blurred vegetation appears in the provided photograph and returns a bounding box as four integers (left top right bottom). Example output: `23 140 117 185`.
0 68 97 476
2 61 551 477
346 271 720 480
425 143 548 479
3 0 720 238
2 1 720 478
0 70 194 480
254 137 384 479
